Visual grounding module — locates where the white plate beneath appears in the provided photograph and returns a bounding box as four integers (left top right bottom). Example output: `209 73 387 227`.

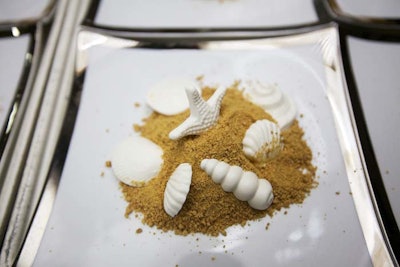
0 0 54 23
334 0 400 18
0 34 30 139
347 36 400 229
94 0 318 29
33 27 378 266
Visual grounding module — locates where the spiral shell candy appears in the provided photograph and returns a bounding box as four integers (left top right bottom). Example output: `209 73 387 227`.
164 163 192 217
200 159 273 210
243 81 296 130
243 120 281 162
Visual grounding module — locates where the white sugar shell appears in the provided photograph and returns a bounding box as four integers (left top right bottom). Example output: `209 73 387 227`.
200 159 273 210
111 136 163 186
243 120 281 161
146 77 200 116
164 163 192 217
243 81 296 130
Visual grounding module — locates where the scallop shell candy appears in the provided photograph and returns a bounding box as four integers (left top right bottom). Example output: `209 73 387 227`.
164 163 192 217
111 136 163 186
242 119 282 162
200 159 273 210
243 81 296 130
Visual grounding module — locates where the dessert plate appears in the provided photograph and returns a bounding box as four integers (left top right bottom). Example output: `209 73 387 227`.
31 26 390 266
343 36 400 257
0 34 31 153
0 0 55 24
323 0 400 34
86 0 319 30
328 0 400 19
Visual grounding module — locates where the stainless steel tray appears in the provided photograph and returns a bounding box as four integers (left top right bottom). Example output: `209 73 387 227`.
24 25 392 266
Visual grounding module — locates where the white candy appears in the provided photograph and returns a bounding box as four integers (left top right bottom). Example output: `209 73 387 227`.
200 159 273 210
146 78 200 116
242 119 282 161
243 81 296 130
163 163 192 217
111 136 163 186
169 86 226 140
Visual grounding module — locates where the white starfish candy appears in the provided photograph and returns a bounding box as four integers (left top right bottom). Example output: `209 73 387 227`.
169 86 227 140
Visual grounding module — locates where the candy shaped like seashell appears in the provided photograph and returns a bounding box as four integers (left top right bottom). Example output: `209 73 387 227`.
169 86 226 140
111 136 163 186
200 159 273 210
243 81 296 130
242 120 282 162
146 77 200 116
164 163 192 217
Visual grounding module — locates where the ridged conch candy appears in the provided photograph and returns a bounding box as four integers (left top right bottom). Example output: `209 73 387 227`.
111 136 163 186
200 159 273 210
146 77 200 116
242 119 282 161
243 81 296 130
164 163 192 217
169 86 226 140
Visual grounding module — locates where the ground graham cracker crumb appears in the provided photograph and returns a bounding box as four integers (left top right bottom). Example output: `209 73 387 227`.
136 228 143 234
121 85 317 236
105 161 112 168
133 124 141 132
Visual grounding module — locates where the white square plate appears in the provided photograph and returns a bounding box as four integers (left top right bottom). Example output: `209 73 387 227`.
33 26 379 266
0 34 31 141
92 0 318 29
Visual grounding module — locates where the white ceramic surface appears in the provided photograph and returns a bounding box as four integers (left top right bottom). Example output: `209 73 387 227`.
95 0 318 29
33 30 373 266
0 0 53 23
335 0 400 18
348 36 400 228
0 35 30 136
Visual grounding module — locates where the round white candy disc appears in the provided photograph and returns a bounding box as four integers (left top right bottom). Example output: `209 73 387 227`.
111 136 163 186
146 77 200 116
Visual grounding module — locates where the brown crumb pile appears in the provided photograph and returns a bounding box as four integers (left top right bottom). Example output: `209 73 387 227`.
121 84 317 236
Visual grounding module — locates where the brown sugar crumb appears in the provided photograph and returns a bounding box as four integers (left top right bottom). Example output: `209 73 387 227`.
335 191 340 195
136 228 143 234
100 171 105 177
196 75 204 82
211 256 216 261
121 84 317 236
134 102 141 108
133 124 141 133
265 222 270 230
105 161 112 168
